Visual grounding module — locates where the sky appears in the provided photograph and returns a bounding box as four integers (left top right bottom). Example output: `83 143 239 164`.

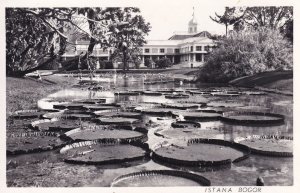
139 4 227 40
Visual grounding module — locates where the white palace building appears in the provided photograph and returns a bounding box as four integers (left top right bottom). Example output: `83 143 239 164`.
63 11 217 68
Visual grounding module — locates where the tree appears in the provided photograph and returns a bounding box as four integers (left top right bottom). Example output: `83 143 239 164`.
241 7 292 29
107 8 151 72
6 8 69 76
6 8 115 77
231 6 293 42
210 7 244 36
197 28 293 83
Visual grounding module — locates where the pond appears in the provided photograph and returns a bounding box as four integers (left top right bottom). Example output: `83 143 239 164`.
7 74 293 187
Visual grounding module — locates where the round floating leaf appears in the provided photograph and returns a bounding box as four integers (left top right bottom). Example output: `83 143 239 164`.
207 102 245 108
210 92 240 97
234 135 293 157
111 170 211 187
83 105 120 111
7 132 66 155
153 139 249 166
96 117 140 125
60 141 148 165
222 111 284 125
142 91 163 96
165 94 190 99
139 107 178 116
155 128 223 140
171 121 201 128
242 91 266 95
235 106 270 112
115 91 140 96
53 103 86 110
72 98 106 104
64 125 146 142
189 91 211 95
173 111 222 121
94 111 142 118
161 103 199 110
11 110 47 119
31 118 80 131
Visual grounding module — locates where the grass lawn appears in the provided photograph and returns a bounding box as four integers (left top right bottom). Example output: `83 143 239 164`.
6 75 77 117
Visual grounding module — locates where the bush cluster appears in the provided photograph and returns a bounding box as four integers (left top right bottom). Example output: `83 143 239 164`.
155 58 172 69
197 28 293 83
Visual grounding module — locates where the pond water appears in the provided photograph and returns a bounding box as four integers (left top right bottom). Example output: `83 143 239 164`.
7 74 293 187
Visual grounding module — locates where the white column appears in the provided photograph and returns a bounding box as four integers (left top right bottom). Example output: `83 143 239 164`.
172 56 175 63
201 53 204 62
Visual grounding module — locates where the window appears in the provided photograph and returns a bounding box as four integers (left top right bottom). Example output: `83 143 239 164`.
204 46 210 51
144 48 150 53
196 46 202 51
175 49 180 54
160 48 165 53
190 46 193 52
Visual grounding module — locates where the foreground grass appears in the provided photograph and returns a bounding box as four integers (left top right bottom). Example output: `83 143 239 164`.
6 75 76 117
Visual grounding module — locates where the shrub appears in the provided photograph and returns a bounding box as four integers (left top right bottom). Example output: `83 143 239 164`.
197 28 293 83
144 58 153 68
155 58 172 69
101 60 114 69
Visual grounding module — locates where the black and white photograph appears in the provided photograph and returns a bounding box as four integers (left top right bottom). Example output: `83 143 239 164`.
2 0 298 191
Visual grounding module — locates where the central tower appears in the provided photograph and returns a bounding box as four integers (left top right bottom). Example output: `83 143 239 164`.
188 7 198 34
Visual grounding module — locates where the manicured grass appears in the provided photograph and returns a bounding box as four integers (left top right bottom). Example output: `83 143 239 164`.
6 75 76 117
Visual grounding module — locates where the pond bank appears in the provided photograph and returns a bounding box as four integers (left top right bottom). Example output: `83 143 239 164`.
229 71 293 96
6 76 76 117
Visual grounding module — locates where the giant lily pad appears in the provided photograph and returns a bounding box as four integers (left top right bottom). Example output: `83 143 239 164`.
234 135 293 157
222 111 284 125
115 91 140 96
153 139 249 166
171 121 201 128
173 111 222 121
94 111 142 118
53 103 86 110
96 117 140 125
207 102 245 108
83 105 119 111
72 98 106 104
11 110 47 119
235 106 270 112
111 170 211 187
242 91 266 96
154 128 222 140
31 118 80 131
165 94 190 99
161 103 199 110
210 92 240 97
7 132 66 155
42 110 93 120
142 91 163 96
189 91 211 95
63 125 147 142
138 107 177 116
60 141 148 165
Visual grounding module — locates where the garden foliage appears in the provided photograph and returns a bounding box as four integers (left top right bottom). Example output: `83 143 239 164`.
197 28 293 83
155 58 172 69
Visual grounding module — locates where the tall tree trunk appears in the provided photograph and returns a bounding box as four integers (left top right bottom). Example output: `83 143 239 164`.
225 24 228 36
123 51 127 76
